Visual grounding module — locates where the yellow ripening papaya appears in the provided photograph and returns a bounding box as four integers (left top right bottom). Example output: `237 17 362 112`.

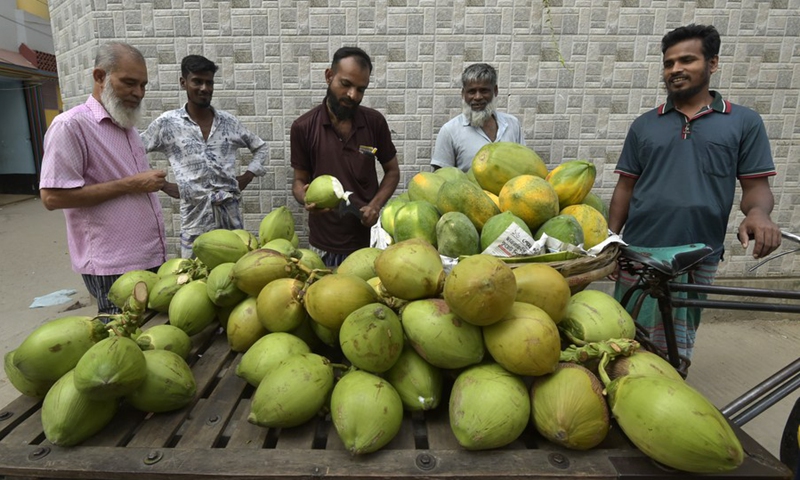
472 142 548 195
436 180 500 232
545 160 597 209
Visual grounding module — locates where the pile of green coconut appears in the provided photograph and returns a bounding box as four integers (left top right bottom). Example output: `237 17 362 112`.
4 204 744 474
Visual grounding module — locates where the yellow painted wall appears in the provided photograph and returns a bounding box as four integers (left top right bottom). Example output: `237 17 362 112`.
45 84 63 127
17 0 49 20
44 109 59 127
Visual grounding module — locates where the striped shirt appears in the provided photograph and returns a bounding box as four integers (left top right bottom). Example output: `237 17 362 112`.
39 96 167 275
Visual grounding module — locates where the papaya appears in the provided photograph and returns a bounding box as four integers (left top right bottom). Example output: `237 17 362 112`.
393 200 440 247
560 204 608 249
380 196 408 237
436 180 500 232
484 190 500 209
466 168 480 185
545 160 596 208
408 172 447 205
581 192 609 221
433 166 468 183
535 214 585 247
498 175 560 232
480 211 532 252
471 142 548 195
436 212 480 258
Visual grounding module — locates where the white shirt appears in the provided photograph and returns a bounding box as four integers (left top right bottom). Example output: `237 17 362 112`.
431 111 525 172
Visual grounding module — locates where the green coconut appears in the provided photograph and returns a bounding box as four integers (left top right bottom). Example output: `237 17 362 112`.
262 238 299 258
483 302 561 376
4 350 54 398
296 248 326 271
304 174 350 209
125 349 196 413
258 206 295 246
443 254 517 326
531 363 610 450
256 278 306 332
205 262 248 307
226 297 267 353
384 345 443 411
13 316 108 383
231 248 297 297
136 324 193 360
286 316 323 351
157 257 194 276
231 229 259 251
72 335 147 400
310 319 339 347
303 273 377 331
168 280 218 336
192 228 251 270
400 298 484 370
374 238 445 300
606 349 684 382
449 363 530 450
336 247 381 280
330 370 403 454
148 273 192 313
107 269 159 309
248 353 333 428
236 332 311 387
339 303 403 373
560 290 636 345
41 370 119 447
598 354 743 473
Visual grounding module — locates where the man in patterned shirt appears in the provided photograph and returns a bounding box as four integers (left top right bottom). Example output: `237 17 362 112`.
142 55 268 258
40 42 168 315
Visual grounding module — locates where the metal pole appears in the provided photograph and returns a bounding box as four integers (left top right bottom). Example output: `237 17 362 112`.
721 358 800 417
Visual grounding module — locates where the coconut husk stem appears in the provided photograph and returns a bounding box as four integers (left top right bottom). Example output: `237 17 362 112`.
597 352 613 388
104 282 151 337
560 338 640 365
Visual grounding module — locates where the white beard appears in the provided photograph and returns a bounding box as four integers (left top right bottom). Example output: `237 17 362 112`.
101 77 142 129
462 98 497 128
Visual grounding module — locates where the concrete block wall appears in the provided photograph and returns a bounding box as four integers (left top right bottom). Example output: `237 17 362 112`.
48 0 800 278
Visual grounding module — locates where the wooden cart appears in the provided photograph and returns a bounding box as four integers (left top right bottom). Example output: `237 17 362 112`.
0 314 792 480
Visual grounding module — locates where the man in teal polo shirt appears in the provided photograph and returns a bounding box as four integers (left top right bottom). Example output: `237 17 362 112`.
608 24 782 360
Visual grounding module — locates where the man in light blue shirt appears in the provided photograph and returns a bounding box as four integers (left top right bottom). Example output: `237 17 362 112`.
431 63 525 172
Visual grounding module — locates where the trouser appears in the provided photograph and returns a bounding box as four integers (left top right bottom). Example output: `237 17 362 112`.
309 245 350 268
82 273 123 316
613 261 719 360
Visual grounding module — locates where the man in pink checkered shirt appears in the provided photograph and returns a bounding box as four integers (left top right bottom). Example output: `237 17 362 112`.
39 42 167 315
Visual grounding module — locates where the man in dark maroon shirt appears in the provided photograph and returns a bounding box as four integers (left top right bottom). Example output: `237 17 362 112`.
291 46 400 267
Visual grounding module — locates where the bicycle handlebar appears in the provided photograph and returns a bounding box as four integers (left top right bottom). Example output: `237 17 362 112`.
781 231 800 244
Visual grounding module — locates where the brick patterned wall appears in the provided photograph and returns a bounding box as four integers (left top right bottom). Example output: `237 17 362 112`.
48 0 800 278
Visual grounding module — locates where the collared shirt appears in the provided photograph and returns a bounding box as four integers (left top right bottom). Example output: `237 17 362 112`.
141 105 268 236
614 91 776 258
290 100 397 254
431 111 525 171
39 96 167 275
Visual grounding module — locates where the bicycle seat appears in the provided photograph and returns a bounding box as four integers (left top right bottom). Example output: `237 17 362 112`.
619 244 714 277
